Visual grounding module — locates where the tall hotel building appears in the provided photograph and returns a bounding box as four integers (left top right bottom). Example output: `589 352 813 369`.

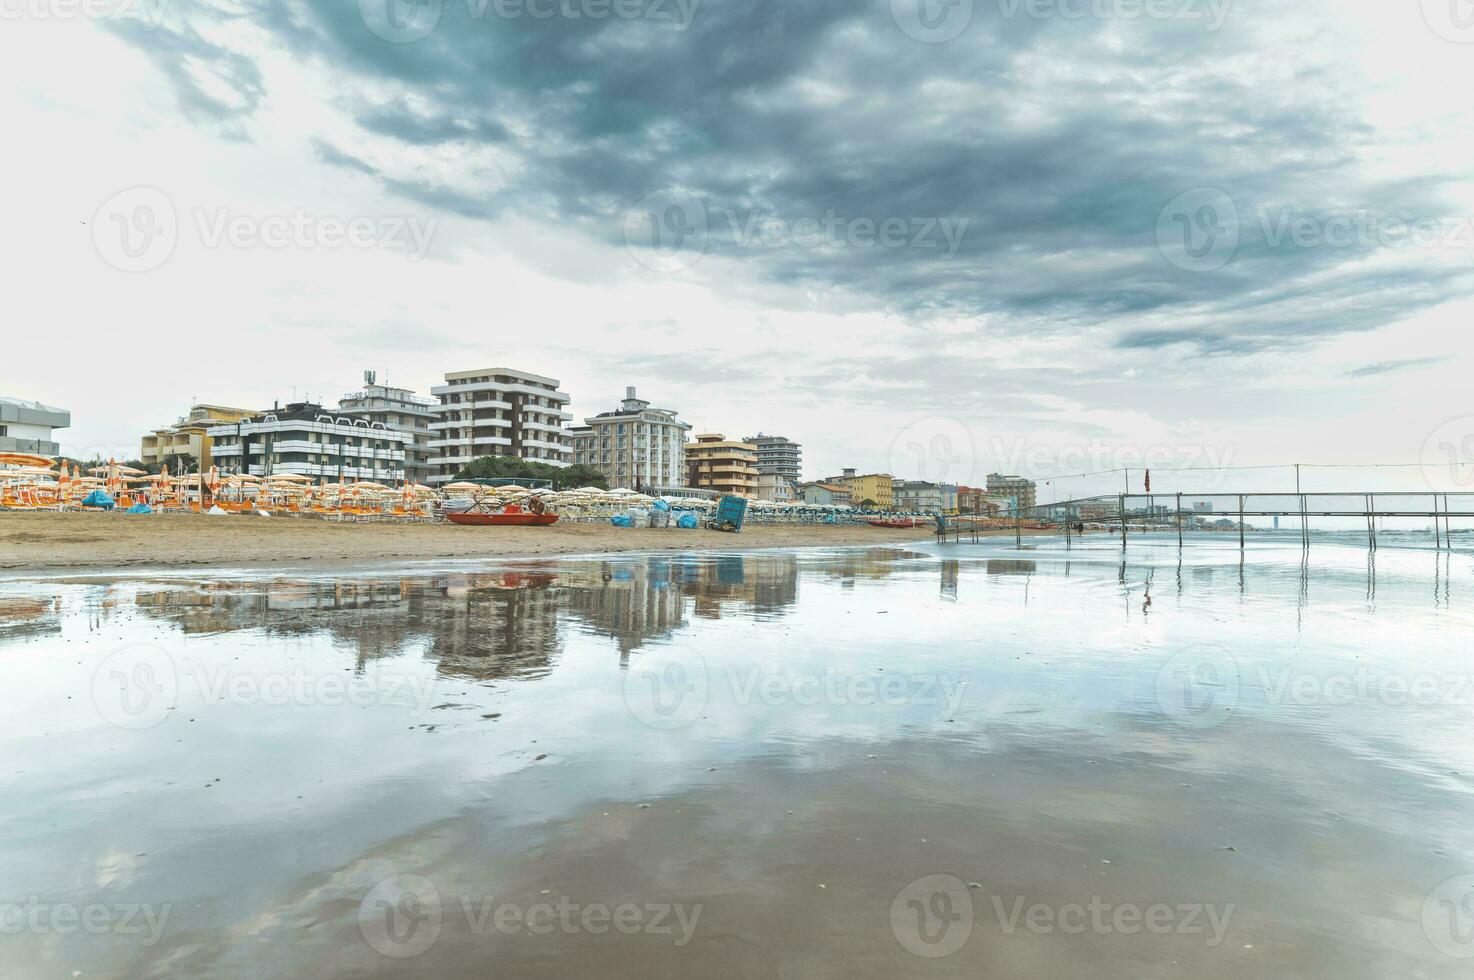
568 386 690 490
744 433 802 484
427 367 573 484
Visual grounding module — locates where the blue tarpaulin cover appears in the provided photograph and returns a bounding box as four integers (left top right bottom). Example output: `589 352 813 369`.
676 513 699 529
81 490 115 509
126 503 153 514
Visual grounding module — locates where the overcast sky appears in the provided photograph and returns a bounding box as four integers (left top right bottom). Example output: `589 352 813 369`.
4 0 1473 496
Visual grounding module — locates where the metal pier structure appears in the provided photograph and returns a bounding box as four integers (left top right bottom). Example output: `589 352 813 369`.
936 491 1474 551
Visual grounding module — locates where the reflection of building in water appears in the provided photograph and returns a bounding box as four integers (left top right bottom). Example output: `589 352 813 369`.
125 554 803 678
426 574 562 681
813 548 917 589
940 560 959 600
985 559 1037 576
684 554 799 621
134 580 423 663
135 573 568 680
0 595 62 639
559 559 688 658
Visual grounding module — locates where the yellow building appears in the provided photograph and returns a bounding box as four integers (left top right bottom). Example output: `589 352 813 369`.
685 433 759 498
826 468 894 509
141 404 256 469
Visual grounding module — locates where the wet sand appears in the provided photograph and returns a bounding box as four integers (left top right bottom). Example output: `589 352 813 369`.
6 541 1471 977
0 511 935 572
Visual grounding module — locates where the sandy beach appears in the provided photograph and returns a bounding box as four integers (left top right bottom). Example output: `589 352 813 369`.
0 511 938 572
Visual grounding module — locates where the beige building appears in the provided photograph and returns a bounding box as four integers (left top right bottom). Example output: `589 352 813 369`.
141 404 257 470
569 386 690 490
686 433 759 498
986 473 1038 512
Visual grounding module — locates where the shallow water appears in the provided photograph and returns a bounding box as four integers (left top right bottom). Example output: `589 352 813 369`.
3 539 1474 978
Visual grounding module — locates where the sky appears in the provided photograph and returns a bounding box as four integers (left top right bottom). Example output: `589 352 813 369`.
4 0 1474 498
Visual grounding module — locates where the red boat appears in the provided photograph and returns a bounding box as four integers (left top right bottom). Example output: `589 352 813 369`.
446 512 559 527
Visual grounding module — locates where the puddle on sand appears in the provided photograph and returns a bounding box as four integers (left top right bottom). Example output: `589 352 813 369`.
2 543 1473 978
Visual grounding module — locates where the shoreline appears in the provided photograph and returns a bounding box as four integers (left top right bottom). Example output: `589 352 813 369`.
0 511 938 575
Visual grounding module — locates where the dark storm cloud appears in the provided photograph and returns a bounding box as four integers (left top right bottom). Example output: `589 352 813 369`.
106 11 264 139
119 0 1473 353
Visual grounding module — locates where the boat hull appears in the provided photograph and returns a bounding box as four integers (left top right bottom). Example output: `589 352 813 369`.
446 512 559 527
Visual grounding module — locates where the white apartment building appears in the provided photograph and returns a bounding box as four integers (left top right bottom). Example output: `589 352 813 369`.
428 367 573 484
207 403 409 483
338 378 436 485
745 433 802 484
571 387 690 490
0 396 70 456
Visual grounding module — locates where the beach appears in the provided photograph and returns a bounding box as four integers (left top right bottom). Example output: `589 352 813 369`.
0 511 936 571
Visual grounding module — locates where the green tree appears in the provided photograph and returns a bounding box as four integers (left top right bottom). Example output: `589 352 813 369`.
454 456 608 490
152 453 198 475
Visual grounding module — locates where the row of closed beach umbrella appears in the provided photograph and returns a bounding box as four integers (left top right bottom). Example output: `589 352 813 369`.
3 458 928 523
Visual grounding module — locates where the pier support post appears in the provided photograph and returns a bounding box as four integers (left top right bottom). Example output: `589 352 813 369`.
1238 494 1245 551
1176 492 1183 550
1119 494 1127 552
1435 494 1442 550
